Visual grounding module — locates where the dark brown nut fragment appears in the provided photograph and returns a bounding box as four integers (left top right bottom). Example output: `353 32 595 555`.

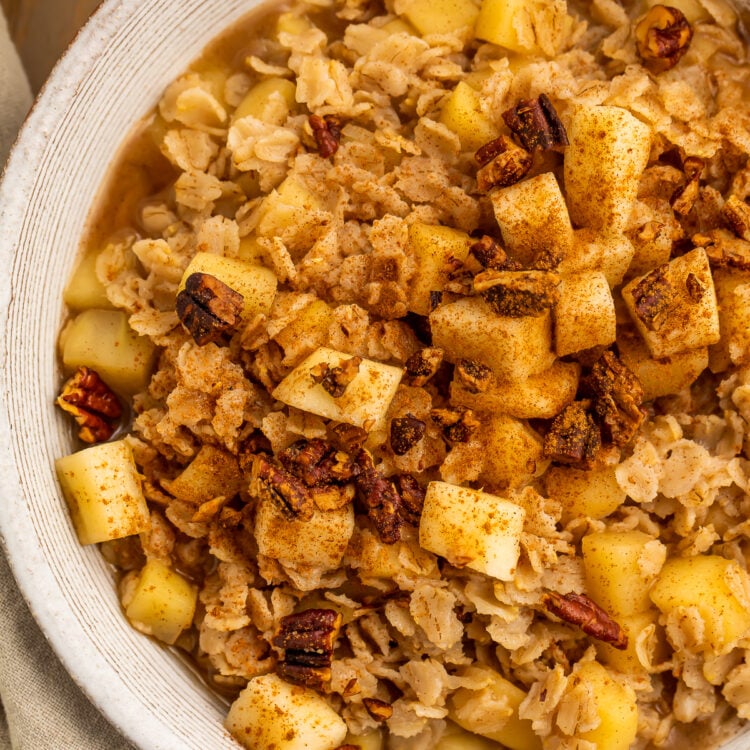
474 135 533 192
251 454 314 521
671 173 701 218
470 235 519 271
334 746 360 750
363 698 394 722
635 5 693 73
309 114 342 158
582 351 644 448
530 246 565 272
393 474 425 525
685 272 705 302
330 422 369 453
543 402 601 466
694 229 750 271
279 438 359 486
502 93 569 152
630 263 674 331
722 195 750 242
353 449 403 544
405 347 444 386
455 359 493 394
430 407 481 443
543 591 628 650
311 356 362 397
390 414 426 456
429 291 443 311
475 270 560 317
176 272 244 345
56 366 123 443
273 608 342 691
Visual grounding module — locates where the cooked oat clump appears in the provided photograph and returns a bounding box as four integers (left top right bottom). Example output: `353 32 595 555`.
54 0 750 748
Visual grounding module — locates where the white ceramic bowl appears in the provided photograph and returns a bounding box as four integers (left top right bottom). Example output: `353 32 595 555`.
0 1 265 748
3 2 750 749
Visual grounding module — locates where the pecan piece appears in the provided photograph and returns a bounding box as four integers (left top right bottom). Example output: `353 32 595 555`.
635 5 693 73
309 114 343 158
502 93 569 152
393 474 425 525
582 351 644 448
56 367 123 443
311 356 362 398
722 195 750 242
431 407 480 443
470 235 520 271
694 229 750 271
273 608 343 691
390 414 426 456
685 272 705 302
176 272 244 345
455 359 493 394
405 347 444 386
543 402 601 466
670 155 704 217
475 270 560 317
353 449 403 544
363 698 394 722
475 135 533 192
543 592 628 650
330 422 369 453
630 263 674 331
251 454 314 521
279 438 359 486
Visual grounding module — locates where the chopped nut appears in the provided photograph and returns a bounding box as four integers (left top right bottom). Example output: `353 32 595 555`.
455 359 493 394
543 402 601 466
176 272 244 345
238 431 273 475
630 264 674 331
430 407 480 443
430 291 443 310
722 195 750 242
390 414 426 456
671 171 701 217
543 591 628 650
502 93 569 152
251 454 314 521
530 246 565 272
56 366 123 443
273 608 343 691
363 698 394 722
405 347 444 386
474 135 533 192
685 272 705 302
694 229 750 271
330 422 369 453
309 114 343 158
279 438 359 486
393 474 425 525
310 483 356 511
353 449 403 544
470 235 519 271
582 351 644 448
311 356 362 397
475 270 560 317
635 5 693 73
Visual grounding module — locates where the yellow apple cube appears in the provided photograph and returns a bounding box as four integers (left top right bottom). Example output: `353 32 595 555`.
63 251 114 311
400 0 479 36
55 440 150 546
232 77 296 125
544 464 626 521
439 81 499 152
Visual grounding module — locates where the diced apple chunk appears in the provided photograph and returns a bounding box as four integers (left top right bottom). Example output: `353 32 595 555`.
582 530 666 616
61 309 156 395
561 229 636 288
564 105 652 233
430 297 555 381
400 0 479 36
710 267 750 369
448 666 541 750
408 222 473 315
255 499 355 570
597 609 666 675
544 464 625 521
650 555 750 654
162 445 242 504
63 251 114 310
273 299 334 360
491 172 573 267
226 673 347 750
55 440 150 545
272 347 403 431
479 415 547 490
419 481 524 580
232 77 296 125
124 559 197 645
621 247 720 358
439 82 499 152
554 271 616 356
179 252 277 321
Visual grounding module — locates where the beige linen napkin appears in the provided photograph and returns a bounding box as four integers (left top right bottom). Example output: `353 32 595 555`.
0 10 134 750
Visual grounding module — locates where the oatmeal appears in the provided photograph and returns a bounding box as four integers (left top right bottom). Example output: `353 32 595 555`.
53 0 750 748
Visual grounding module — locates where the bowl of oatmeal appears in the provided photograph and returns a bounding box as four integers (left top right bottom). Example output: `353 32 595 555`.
4 0 750 748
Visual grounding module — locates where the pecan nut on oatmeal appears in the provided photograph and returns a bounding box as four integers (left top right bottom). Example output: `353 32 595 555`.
54 0 750 749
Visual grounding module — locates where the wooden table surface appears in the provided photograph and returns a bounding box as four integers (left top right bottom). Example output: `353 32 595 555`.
2 0 101 91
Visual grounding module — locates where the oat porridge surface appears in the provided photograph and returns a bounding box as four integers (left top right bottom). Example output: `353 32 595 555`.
52 0 750 747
